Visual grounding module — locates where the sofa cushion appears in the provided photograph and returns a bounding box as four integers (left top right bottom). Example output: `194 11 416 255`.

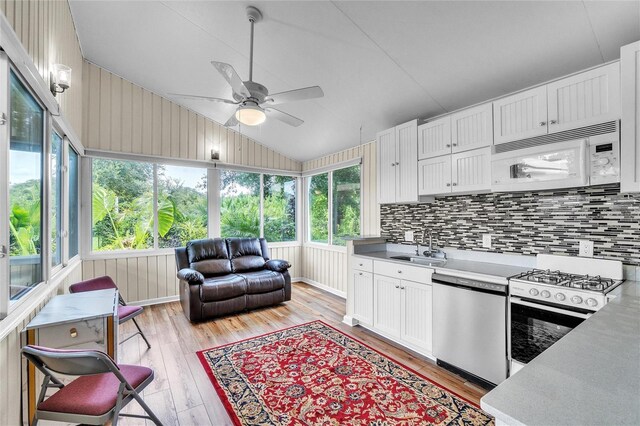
227 238 266 272
200 275 247 302
236 270 285 294
187 239 232 277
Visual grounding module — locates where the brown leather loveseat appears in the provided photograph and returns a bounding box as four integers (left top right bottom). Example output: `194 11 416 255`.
175 237 291 322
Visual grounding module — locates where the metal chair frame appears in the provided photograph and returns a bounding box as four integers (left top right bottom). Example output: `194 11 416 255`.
22 346 163 426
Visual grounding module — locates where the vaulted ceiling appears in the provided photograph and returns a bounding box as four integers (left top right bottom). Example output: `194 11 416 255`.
69 1 640 161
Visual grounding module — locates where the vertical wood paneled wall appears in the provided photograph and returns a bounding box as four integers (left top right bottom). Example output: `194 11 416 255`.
0 0 84 139
82 61 302 172
301 141 380 295
0 1 84 423
0 263 83 426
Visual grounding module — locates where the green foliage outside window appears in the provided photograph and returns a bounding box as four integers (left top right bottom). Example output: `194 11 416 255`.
332 165 361 246
220 171 260 238
264 175 296 242
309 173 329 243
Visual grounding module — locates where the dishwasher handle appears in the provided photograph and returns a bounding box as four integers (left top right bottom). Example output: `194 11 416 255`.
432 273 508 295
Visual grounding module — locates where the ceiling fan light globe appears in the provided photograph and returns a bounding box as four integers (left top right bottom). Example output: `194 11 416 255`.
235 104 266 126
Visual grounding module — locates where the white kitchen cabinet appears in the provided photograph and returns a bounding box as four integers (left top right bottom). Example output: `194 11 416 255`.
377 127 397 204
352 270 373 326
493 86 548 144
547 62 620 134
418 147 491 196
418 116 451 159
373 275 402 338
451 147 492 193
400 280 433 354
451 103 494 153
418 155 451 195
621 41 640 193
377 120 418 204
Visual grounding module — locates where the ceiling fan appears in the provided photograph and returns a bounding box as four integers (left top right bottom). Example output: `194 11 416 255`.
170 6 324 128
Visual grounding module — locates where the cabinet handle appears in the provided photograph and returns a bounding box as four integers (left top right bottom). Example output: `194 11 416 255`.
400 286 405 290
397 270 402 274
549 119 557 125
446 144 451 148
391 163 395 167
358 272 363 276
452 182 458 186
452 143 457 147
395 285 400 289
359 263 363 266
395 162 400 166
446 183 451 187
539 121 547 127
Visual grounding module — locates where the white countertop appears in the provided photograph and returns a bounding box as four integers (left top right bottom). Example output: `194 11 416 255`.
481 280 640 426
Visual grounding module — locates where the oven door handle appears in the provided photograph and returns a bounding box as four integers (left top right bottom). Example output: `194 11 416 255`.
510 297 592 319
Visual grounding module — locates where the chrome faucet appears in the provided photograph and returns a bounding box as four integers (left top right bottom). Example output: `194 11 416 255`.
423 229 433 255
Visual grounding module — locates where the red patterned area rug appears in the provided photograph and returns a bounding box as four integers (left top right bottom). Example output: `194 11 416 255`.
197 321 493 426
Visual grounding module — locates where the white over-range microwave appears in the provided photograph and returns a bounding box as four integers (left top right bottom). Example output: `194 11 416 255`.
491 130 620 192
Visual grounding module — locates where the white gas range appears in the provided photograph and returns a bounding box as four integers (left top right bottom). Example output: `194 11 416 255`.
508 254 624 374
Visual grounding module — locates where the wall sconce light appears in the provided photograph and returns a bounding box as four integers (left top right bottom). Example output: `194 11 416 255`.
211 147 220 161
50 63 72 97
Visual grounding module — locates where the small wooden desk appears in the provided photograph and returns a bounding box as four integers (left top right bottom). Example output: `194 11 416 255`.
21 289 119 425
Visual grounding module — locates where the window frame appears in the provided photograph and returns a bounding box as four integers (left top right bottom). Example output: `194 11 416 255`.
305 162 363 248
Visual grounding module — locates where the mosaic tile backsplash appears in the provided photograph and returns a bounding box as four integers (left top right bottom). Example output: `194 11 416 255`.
380 184 640 266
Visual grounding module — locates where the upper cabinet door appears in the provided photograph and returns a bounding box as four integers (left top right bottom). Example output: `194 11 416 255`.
451 147 492 193
621 41 640 193
418 155 452 196
547 62 621 134
418 116 451 159
395 120 418 203
493 86 548 144
451 103 493 153
377 127 397 204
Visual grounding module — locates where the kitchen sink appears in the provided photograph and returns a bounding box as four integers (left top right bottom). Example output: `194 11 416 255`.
389 255 446 265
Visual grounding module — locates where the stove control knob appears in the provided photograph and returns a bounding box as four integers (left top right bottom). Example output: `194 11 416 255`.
555 293 566 301
586 298 598 308
571 295 583 304
529 288 539 296
540 290 551 298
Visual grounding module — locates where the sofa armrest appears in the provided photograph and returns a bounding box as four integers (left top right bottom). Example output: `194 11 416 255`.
264 259 291 273
177 268 205 284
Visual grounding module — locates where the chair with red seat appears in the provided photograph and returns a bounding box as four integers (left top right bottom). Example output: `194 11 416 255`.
21 345 163 425
69 276 151 348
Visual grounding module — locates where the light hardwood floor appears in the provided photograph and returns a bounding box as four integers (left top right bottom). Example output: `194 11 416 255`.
112 282 488 425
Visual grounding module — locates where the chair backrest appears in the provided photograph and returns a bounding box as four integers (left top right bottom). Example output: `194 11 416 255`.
22 345 119 377
69 276 118 294
227 238 269 272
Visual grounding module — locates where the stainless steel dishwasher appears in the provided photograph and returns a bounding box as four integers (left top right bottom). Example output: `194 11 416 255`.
432 273 508 386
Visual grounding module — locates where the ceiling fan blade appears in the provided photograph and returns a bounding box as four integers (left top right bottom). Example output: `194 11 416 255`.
168 93 239 104
264 108 304 127
211 61 251 98
224 113 238 127
265 86 324 105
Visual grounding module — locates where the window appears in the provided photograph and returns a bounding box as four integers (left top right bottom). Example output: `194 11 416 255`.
309 173 329 243
68 147 79 258
158 165 208 248
91 158 154 251
332 165 361 246
308 165 361 246
220 170 260 238
51 131 63 267
264 174 296 242
8 71 44 300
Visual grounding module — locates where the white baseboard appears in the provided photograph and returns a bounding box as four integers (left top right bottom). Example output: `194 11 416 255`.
342 315 358 327
297 278 346 299
129 295 180 307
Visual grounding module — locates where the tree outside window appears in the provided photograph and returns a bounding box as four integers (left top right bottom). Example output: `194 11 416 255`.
220 171 260 238
332 165 361 246
264 175 296 242
158 165 208 248
309 173 329 243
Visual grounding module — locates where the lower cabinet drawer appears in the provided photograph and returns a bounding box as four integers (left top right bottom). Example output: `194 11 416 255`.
374 260 431 283
38 318 105 349
352 256 373 272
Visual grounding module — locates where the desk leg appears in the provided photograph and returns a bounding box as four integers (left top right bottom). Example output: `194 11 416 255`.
107 315 116 360
26 329 36 426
